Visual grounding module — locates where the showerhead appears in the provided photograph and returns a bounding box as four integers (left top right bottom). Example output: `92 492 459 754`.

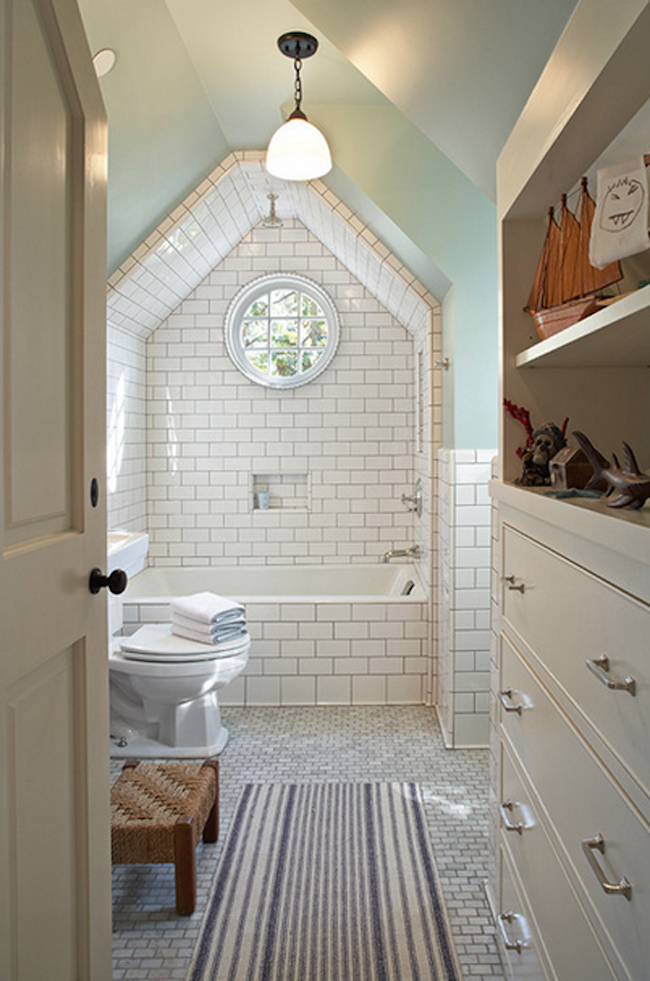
262 193 284 228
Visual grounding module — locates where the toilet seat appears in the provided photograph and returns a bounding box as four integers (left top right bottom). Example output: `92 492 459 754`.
119 623 250 663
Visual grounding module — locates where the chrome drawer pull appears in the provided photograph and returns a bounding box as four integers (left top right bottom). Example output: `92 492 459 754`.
497 910 530 954
501 575 525 593
499 800 533 834
586 655 636 696
499 689 523 714
582 834 632 900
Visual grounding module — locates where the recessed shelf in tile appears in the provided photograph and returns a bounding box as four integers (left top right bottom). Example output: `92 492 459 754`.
252 473 310 511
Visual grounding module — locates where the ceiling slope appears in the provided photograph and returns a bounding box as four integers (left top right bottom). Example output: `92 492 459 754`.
107 153 439 341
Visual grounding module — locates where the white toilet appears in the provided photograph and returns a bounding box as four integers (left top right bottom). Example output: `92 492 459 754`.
109 623 249 758
107 532 248 758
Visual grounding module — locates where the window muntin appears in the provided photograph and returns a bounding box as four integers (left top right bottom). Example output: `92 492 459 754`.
225 275 339 388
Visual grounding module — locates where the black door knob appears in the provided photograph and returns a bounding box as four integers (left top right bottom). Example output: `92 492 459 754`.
89 567 128 595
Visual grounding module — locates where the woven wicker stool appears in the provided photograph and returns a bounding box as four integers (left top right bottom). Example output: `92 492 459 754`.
111 759 219 915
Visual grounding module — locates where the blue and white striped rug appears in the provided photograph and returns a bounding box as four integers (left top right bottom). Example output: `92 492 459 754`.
187 782 462 981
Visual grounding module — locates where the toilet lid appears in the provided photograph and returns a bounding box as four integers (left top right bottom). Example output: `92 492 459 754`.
119 624 250 662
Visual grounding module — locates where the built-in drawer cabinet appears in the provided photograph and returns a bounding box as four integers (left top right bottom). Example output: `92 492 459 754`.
500 636 650 981
500 744 619 979
497 845 545 981
501 524 650 799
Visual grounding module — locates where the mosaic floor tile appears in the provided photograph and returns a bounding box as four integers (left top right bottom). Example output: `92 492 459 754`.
111 706 504 979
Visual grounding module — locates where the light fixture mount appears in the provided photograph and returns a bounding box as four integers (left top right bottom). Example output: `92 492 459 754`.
277 32 318 60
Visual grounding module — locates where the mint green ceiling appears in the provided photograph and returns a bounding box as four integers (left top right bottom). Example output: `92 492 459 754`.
77 0 578 450
77 0 577 278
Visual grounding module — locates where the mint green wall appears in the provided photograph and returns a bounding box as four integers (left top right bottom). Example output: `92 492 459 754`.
79 0 230 273
315 104 498 449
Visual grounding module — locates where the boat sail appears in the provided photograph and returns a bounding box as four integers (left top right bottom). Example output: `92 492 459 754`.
525 177 623 339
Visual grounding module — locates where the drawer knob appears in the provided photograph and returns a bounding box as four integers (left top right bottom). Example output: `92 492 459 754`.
497 910 531 954
499 689 525 715
582 834 632 900
586 655 636 696
501 574 525 593
500 800 534 834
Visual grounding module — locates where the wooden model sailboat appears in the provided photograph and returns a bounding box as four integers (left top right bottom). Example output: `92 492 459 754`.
525 177 623 339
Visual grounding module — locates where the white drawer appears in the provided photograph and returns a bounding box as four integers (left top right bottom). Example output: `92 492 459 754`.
502 524 650 797
497 845 546 981
500 637 650 981
500 745 618 980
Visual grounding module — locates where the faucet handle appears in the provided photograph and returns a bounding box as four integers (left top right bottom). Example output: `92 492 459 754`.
400 480 423 518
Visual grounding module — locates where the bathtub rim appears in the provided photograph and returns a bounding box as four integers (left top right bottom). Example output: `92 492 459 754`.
123 563 427 605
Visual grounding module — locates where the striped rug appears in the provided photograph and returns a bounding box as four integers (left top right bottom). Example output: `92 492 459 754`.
187 782 462 981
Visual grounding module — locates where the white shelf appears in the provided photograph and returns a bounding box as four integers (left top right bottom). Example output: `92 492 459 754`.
515 286 650 368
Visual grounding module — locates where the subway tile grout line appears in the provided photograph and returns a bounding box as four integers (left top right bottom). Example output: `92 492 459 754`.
110 705 504 979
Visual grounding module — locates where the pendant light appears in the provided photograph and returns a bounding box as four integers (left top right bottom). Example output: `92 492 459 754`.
266 32 332 182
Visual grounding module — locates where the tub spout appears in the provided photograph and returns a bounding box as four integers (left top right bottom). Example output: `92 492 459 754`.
381 545 421 564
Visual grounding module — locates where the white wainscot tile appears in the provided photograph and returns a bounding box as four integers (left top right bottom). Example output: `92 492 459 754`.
454 547 490 569
453 588 490 611
455 505 491 527
453 714 489 747
454 629 492 651
298 622 333 640
387 675 423 704
369 656 404 675
352 675 386 705
263 658 298 676
217 677 246 705
317 676 351 705
453 671 490 693
246 676 281 706
334 621 369 640
333 656 368 675
281 677 316 706
455 462 491 485
263 622 299 640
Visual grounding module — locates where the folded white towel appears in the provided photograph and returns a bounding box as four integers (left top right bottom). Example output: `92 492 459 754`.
172 610 247 638
172 620 248 646
171 591 245 625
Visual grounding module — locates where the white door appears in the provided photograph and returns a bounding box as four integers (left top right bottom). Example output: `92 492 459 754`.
0 0 112 978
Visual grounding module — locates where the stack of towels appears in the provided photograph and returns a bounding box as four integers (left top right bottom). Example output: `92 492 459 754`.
170 591 248 650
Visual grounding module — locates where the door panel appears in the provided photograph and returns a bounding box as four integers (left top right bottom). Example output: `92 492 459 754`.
0 0 111 978
6 0 84 541
10 647 81 979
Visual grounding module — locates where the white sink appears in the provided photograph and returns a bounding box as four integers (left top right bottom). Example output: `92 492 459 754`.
107 531 149 579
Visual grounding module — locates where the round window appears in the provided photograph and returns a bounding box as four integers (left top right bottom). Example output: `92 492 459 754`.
225 274 340 388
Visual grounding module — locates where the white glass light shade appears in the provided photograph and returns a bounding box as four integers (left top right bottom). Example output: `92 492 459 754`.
265 116 332 181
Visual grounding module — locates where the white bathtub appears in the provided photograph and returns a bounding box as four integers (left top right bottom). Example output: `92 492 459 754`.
124 563 425 603
121 564 429 708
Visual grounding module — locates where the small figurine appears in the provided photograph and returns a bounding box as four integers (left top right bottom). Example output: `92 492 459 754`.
503 400 568 486
515 422 567 486
572 431 650 509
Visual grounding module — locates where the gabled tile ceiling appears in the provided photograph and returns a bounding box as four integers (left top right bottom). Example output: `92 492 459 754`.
107 153 437 341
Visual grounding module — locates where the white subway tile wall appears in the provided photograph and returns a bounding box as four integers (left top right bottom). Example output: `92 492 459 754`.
437 448 496 746
107 326 147 530
122 596 428 707
144 219 425 570
106 155 444 708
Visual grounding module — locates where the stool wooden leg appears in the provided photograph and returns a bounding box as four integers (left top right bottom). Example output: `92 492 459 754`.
174 818 196 915
201 759 219 843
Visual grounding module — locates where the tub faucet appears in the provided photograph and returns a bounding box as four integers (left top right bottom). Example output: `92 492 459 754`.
381 545 421 564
